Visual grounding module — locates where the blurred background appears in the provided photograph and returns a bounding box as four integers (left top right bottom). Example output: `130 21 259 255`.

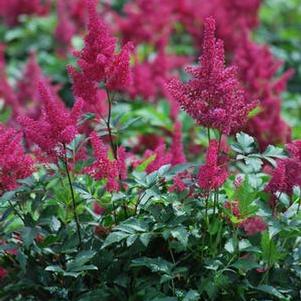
0 0 300 145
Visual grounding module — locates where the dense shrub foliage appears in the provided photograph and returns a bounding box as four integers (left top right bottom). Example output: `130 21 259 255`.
0 0 301 300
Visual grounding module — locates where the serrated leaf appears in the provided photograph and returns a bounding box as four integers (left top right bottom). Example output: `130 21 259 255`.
232 132 255 154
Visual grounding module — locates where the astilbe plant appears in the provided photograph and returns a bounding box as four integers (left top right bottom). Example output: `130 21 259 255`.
1 1 301 300
167 17 257 135
18 82 83 161
0 125 34 192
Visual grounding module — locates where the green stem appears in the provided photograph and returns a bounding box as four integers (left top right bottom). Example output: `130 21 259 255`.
105 87 128 218
63 146 82 248
168 242 176 296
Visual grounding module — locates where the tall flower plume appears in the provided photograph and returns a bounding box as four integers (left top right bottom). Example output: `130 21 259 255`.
167 17 257 135
18 82 83 161
0 125 34 192
266 140 301 198
198 139 228 190
70 0 133 93
84 132 120 192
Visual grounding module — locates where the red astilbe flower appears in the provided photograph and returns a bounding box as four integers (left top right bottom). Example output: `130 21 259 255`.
72 0 133 91
167 17 256 135
0 125 34 192
287 140 301 161
18 82 83 161
265 141 301 199
170 121 186 166
145 143 172 174
84 132 120 192
198 139 228 190
239 216 266 236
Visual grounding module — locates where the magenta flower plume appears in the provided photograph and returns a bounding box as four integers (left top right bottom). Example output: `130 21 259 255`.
167 17 257 135
0 125 34 192
18 82 83 161
266 141 301 198
145 143 172 174
170 121 186 165
71 0 133 92
239 216 266 236
84 132 119 192
198 140 228 190
287 140 301 161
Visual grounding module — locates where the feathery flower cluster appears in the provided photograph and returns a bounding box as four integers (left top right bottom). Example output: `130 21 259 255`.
0 125 34 192
234 35 293 149
84 132 126 192
69 0 133 100
145 143 172 174
18 82 83 161
198 140 228 190
168 17 256 135
239 216 267 236
68 0 133 125
266 141 301 198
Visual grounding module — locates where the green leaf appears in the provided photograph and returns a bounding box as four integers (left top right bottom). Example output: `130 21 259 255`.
135 154 156 172
21 227 38 248
260 232 283 265
231 259 260 272
170 227 189 248
45 265 64 273
131 257 173 274
102 231 129 248
256 285 287 300
231 132 255 154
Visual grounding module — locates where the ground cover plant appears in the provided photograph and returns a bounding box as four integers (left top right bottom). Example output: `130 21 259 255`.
0 0 301 300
